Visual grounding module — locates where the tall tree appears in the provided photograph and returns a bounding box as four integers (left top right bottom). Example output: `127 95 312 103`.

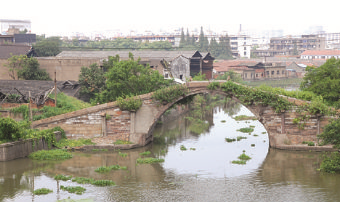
198 26 209 52
209 38 219 58
186 28 191 46
179 28 186 48
217 34 233 59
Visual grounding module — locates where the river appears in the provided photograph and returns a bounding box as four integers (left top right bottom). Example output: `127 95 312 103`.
1 96 340 202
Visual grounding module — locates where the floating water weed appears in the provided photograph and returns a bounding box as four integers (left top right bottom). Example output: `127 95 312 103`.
233 115 257 121
249 125 255 128
92 149 108 152
238 153 251 160
60 185 86 195
95 165 127 173
54 174 72 181
251 144 255 147
225 138 236 143
237 128 254 133
261 132 267 134
190 148 196 151
253 134 259 137
118 152 128 157
236 136 247 141
72 177 115 186
33 188 53 195
137 157 164 164
29 149 72 160
180 145 187 151
232 160 246 165
221 120 226 123
139 151 151 156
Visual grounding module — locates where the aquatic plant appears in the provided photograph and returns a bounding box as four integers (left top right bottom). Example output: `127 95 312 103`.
60 185 86 195
72 177 115 186
54 138 95 148
221 120 226 123
92 149 108 152
225 138 236 143
180 145 187 151
236 136 247 141
232 115 257 121
237 127 254 133
54 174 72 181
95 165 127 173
136 157 164 164
238 152 251 161
231 160 246 165
33 188 53 195
29 149 72 160
251 144 255 147
139 151 151 156
118 152 128 157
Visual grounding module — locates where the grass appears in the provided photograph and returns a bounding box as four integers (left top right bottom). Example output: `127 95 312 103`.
60 185 86 195
29 149 72 160
113 140 133 145
302 141 315 146
118 151 128 157
54 174 72 181
54 138 95 148
139 151 151 156
233 115 257 121
33 188 53 195
237 127 254 133
94 165 127 173
136 157 164 164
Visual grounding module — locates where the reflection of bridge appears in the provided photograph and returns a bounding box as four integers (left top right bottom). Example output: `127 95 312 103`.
32 81 334 150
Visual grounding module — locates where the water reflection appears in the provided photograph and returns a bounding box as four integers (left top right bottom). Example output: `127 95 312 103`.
1 96 340 202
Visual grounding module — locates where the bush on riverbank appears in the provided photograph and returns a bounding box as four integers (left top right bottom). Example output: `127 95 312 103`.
319 152 340 174
29 149 72 160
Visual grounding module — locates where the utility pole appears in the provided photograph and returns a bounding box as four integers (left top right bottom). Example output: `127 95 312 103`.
54 71 57 107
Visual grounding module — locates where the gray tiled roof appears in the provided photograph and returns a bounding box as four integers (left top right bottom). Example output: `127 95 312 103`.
0 44 32 59
57 50 205 61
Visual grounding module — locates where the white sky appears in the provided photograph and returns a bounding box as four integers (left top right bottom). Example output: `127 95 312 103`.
1 0 339 37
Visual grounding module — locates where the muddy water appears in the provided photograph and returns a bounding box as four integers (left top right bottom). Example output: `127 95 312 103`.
1 102 340 202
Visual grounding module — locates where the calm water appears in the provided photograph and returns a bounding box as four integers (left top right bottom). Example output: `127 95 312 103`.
1 99 340 202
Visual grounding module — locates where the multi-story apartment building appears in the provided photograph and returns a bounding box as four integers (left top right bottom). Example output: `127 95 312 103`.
229 35 252 58
318 33 340 49
252 34 325 57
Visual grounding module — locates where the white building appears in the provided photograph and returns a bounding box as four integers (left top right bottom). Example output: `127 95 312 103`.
300 50 340 59
318 33 340 49
0 19 31 34
229 35 252 58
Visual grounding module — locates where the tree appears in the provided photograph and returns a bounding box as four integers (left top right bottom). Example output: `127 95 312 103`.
179 28 186 48
17 57 51 80
5 55 51 80
198 27 209 52
78 63 106 101
300 58 340 105
94 53 171 104
217 34 233 59
33 36 61 56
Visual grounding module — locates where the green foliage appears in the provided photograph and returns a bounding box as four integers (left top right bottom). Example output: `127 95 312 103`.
91 149 108 152
33 36 61 57
60 185 86 195
33 188 53 195
215 71 243 83
54 138 95 149
236 136 248 141
300 58 340 106
231 160 246 165
0 117 21 141
318 118 340 148
301 141 315 146
117 95 142 111
319 152 340 173
71 177 115 186
10 93 91 121
207 82 220 90
238 152 251 160
192 72 207 81
54 174 72 181
232 115 257 121
94 54 171 104
151 85 189 104
118 151 128 157
180 145 187 151
78 63 106 101
139 151 151 156
136 157 165 164
237 128 254 133
113 139 132 145
94 165 127 173
29 149 72 160
220 81 292 113
225 138 236 142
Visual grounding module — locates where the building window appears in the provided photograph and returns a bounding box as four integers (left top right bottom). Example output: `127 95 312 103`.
180 75 183 80
277 70 280 75
244 47 247 50
164 73 169 78
245 73 247 78
266 71 269 76
271 71 274 75
244 51 247 56
282 70 285 75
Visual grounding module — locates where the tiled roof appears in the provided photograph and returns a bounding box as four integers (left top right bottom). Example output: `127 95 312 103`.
57 50 211 61
214 60 257 72
0 44 32 59
301 50 340 56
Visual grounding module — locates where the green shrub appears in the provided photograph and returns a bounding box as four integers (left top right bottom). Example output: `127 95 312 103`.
318 118 340 148
207 82 220 90
319 152 340 173
117 95 142 111
0 117 21 141
54 138 95 148
151 85 189 104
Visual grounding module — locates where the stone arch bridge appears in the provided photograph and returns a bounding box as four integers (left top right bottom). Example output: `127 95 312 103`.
32 81 334 150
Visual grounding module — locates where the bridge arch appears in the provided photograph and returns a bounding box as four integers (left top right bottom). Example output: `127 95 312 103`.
33 81 333 150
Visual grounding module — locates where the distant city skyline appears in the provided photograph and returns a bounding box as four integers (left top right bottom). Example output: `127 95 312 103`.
1 0 339 38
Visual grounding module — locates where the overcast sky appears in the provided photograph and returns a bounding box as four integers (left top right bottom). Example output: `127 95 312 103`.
2 0 339 37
